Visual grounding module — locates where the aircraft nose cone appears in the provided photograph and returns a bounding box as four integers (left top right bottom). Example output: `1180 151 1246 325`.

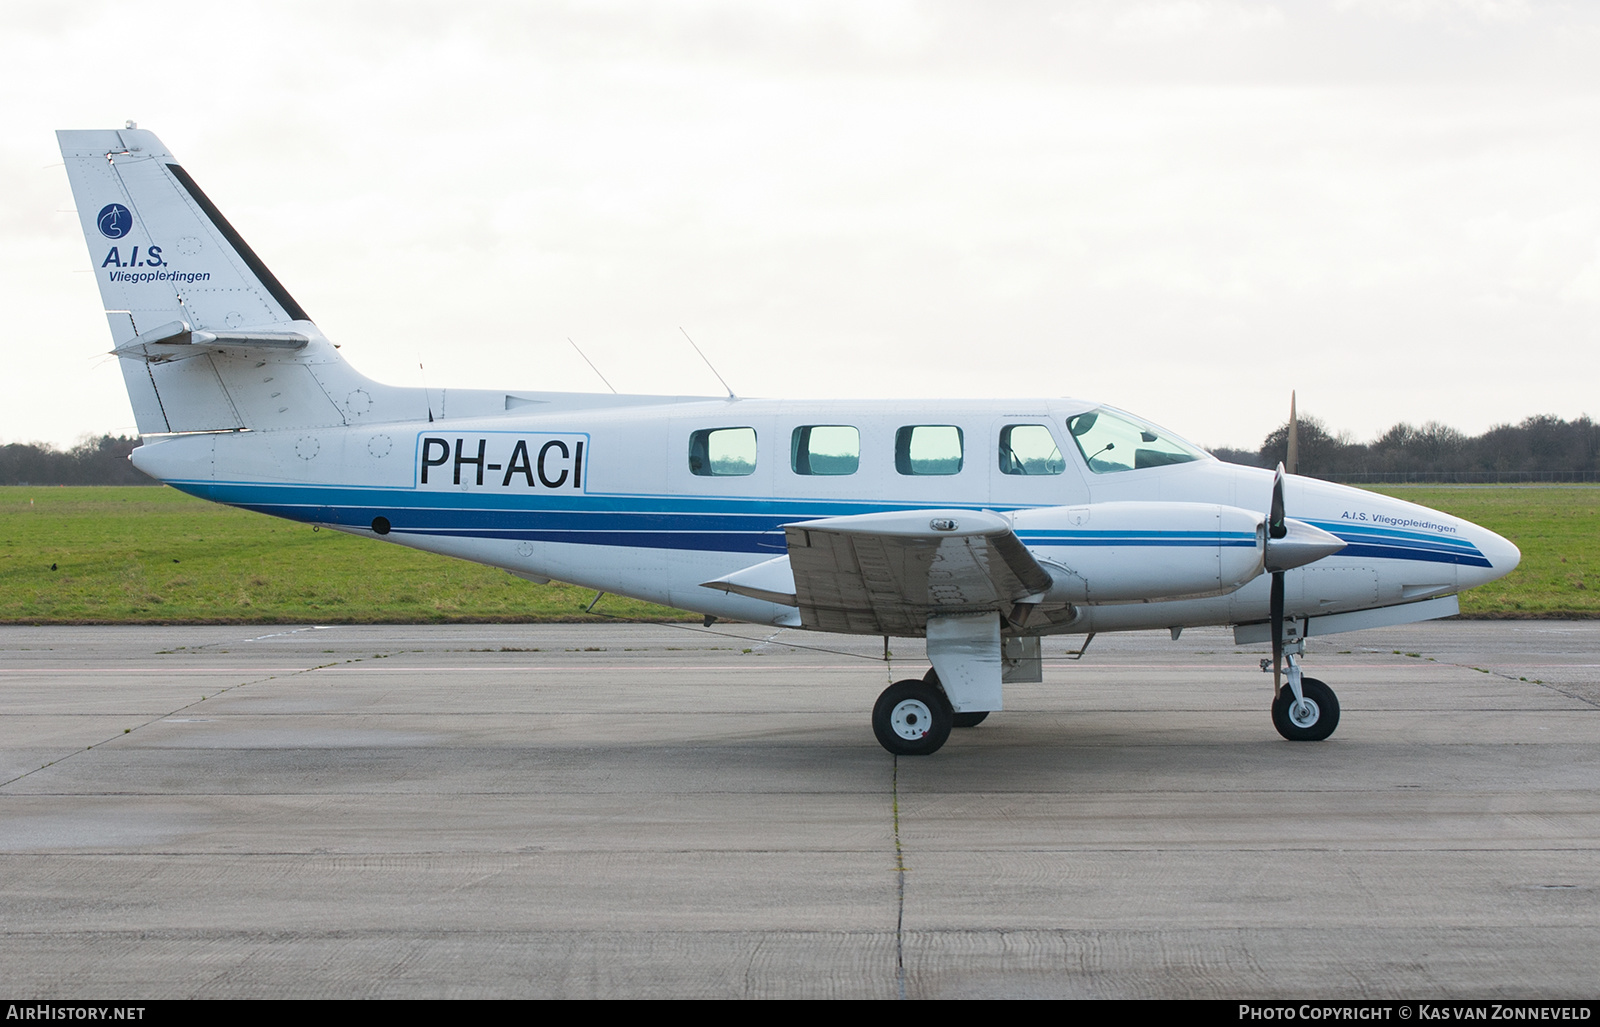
1471 526 1522 583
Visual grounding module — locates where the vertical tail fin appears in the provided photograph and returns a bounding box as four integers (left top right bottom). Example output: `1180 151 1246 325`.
58 128 348 434
58 128 311 339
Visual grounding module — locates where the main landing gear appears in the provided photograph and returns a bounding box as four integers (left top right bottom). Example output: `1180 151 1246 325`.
925 668 989 728
872 678 953 756
871 668 993 756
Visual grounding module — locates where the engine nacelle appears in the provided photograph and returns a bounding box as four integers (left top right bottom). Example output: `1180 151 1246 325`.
1013 502 1267 604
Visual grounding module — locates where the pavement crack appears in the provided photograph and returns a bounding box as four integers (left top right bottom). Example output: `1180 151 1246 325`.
1450 660 1600 709
892 755 907 1000
743 935 764 998
0 655 376 790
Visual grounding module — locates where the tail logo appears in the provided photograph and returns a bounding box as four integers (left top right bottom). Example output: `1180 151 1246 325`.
97 203 133 239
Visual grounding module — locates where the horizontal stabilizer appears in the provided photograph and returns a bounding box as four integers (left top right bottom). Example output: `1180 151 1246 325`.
112 320 309 362
781 509 1054 635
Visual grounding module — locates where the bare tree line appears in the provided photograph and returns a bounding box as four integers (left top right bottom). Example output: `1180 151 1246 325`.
1211 414 1600 483
3 416 1597 486
0 436 151 486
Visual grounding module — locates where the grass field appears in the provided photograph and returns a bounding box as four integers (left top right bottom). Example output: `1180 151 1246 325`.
0 487 692 624
0 485 1594 623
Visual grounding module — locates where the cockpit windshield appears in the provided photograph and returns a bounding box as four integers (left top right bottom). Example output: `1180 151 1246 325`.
1064 407 1207 474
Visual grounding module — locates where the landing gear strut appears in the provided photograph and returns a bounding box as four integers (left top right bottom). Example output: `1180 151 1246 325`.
924 668 989 728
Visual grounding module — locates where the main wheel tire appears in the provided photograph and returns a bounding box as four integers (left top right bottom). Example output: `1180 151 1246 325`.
1272 676 1340 741
922 668 988 728
873 678 954 756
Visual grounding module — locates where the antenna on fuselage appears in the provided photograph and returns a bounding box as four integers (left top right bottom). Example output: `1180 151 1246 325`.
568 338 618 394
679 327 737 400
420 360 434 422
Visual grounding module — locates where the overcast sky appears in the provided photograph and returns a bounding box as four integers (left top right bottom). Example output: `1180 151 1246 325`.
4 0 1597 451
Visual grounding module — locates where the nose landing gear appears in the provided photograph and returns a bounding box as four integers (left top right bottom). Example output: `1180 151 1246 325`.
1272 675 1340 741
1264 642 1341 741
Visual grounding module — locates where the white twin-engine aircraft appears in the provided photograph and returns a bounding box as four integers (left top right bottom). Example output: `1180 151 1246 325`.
59 127 1520 756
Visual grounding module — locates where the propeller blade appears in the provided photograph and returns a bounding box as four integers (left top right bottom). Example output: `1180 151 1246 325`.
1269 463 1287 540
1286 390 1298 476
1270 569 1285 697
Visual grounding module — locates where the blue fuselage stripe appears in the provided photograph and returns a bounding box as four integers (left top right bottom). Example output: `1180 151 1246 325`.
170 480 1488 565
1304 518 1490 568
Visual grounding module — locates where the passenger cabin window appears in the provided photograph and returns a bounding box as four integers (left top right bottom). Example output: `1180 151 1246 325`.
999 424 1065 475
1065 408 1204 474
895 425 964 475
791 425 860 476
688 427 757 477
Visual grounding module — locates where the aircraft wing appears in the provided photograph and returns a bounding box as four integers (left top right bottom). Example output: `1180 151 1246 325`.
726 509 1054 635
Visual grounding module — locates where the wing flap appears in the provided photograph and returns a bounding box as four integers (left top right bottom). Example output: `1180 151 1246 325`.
781 509 1053 635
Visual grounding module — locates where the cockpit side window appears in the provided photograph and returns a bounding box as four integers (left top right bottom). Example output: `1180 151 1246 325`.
1065 408 1204 474
999 424 1064 475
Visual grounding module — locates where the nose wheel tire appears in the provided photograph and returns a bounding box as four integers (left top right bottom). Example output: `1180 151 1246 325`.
873 679 954 756
1271 676 1340 741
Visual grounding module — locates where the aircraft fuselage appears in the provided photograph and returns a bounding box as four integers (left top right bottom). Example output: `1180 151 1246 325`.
130 393 1518 636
